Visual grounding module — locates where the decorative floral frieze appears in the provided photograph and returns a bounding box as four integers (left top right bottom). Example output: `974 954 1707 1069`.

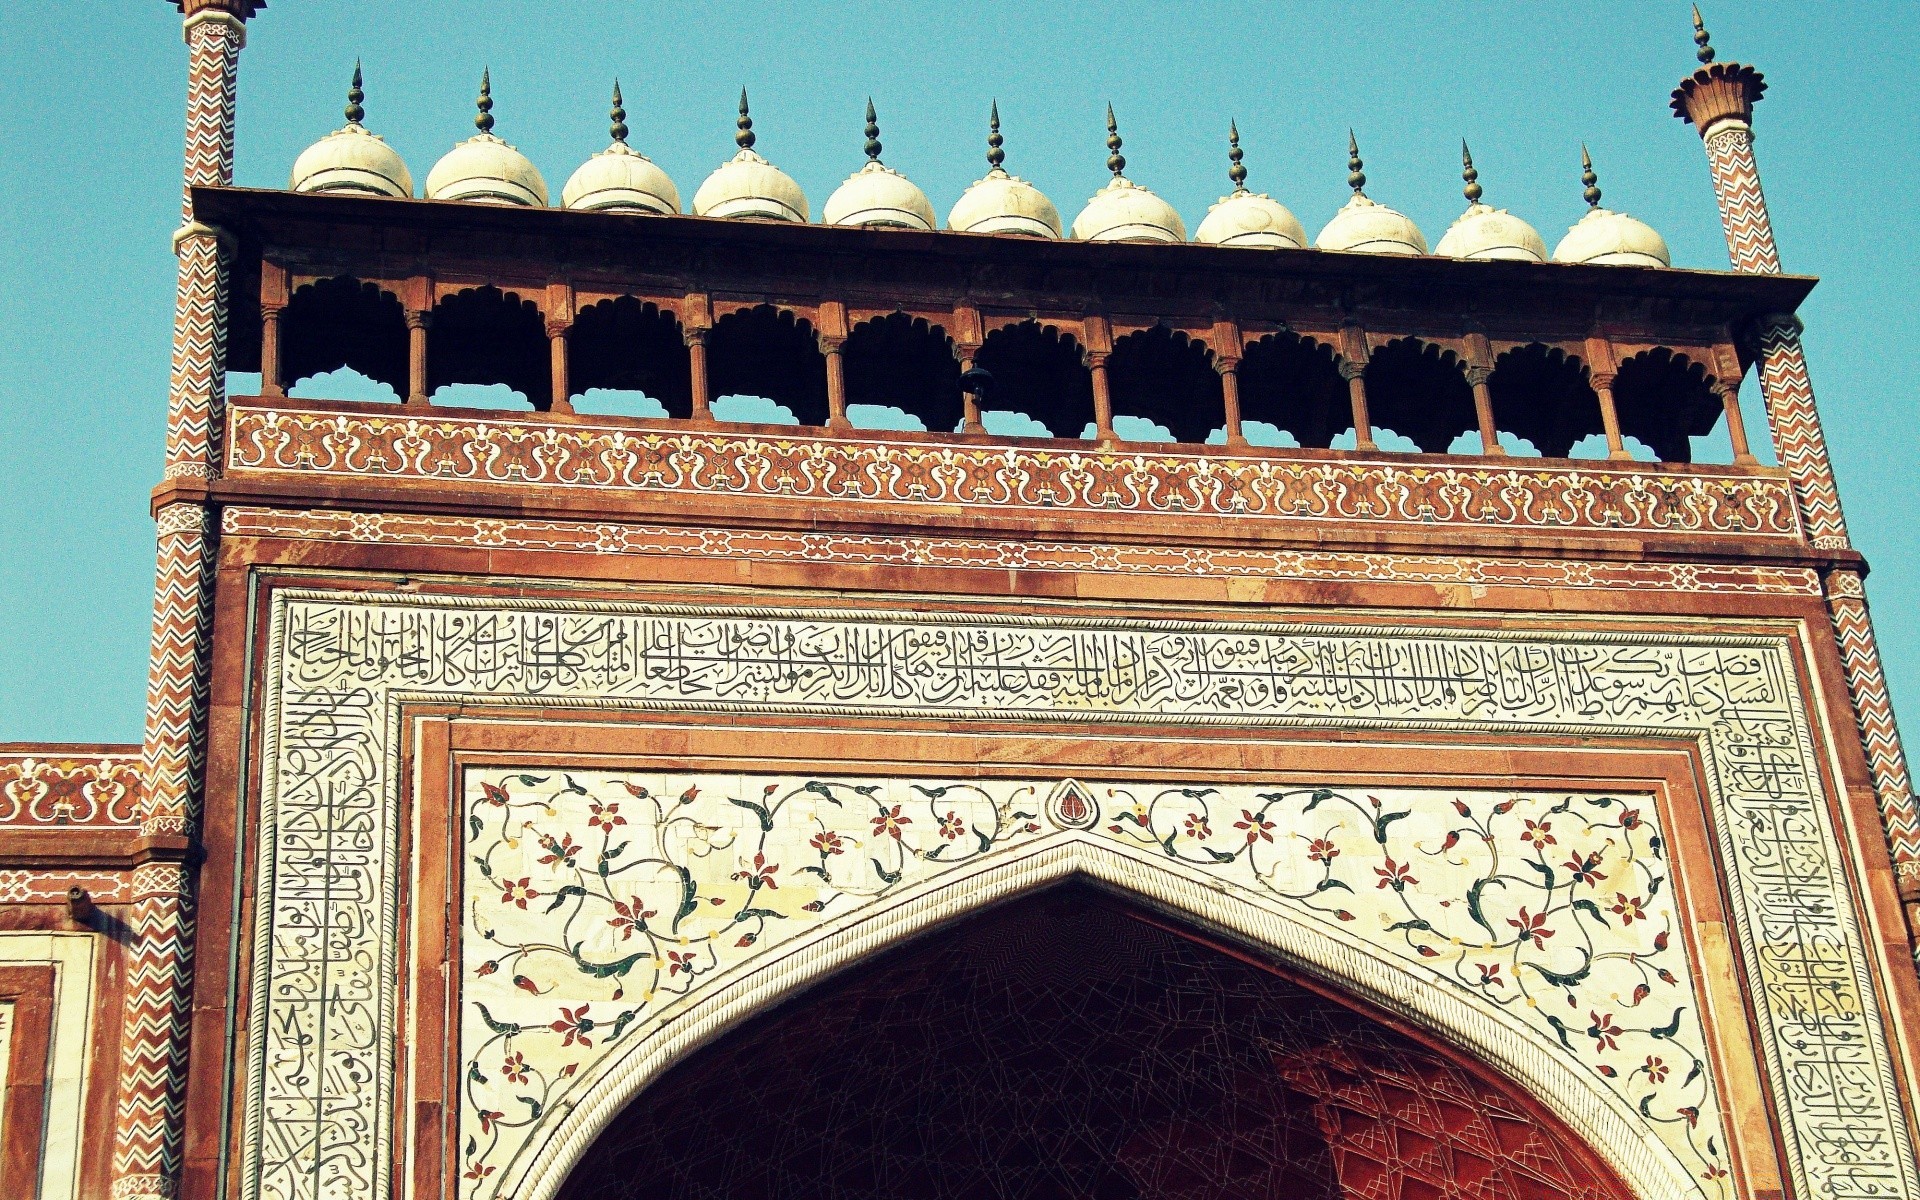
458 770 1725 1196
0 752 142 827
225 406 1801 538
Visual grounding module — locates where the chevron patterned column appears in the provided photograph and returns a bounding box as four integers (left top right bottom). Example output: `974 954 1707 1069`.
113 863 198 1199
1675 22 1920 941
119 3 256 1195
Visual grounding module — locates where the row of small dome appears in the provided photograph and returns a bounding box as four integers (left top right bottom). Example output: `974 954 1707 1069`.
290 69 1670 268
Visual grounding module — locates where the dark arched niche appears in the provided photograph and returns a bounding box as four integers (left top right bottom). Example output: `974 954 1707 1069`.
1240 332 1352 448
842 312 962 432
1365 338 1478 453
1613 349 1721 464
279 276 408 398
1490 344 1602 459
1107 325 1222 443
570 297 692 418
707 304 829 427
972 321 1094 439
429 286 548 408
558 886 1634 1200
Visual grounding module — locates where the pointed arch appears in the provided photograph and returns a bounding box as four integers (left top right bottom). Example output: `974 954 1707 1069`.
428 286 548 408
1364 338 1477 453
707 304 829 427
279 276 408 399
509 835 1697 1200
972 321 1093 438
1239 331 1352 448
1107 324 1222 443
1613 348 1720 464
569 297 691 418
842 312 961 432
1489 343 1602 459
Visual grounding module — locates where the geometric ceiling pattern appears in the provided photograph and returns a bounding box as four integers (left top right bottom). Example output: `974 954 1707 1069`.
558 886 1632 1200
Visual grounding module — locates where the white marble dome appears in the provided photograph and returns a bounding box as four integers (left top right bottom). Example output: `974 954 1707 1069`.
949 169 1060 237
290 67 411 198
1553 207 1671 267
692 94 807 222
562 84 679 214
1435 204 1547 262
1315 193 1427 255
947 106 1060 237
563 142 679 214
824 161 935 230
1073 177 1185 243
292 125 412 198
693 149 808 222
1195 192 1305 249
426 134 548 206
424 73 546 206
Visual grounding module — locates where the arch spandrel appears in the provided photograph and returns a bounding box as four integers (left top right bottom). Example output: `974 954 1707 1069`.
457 769 1717 1200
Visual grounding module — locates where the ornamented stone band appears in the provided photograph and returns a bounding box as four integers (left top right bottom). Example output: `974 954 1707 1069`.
0 752 143 827
244 592 1915 1200
223 506 1823 596
225 407 1803 539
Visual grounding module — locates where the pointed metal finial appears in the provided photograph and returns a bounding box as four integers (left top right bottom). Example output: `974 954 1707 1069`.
609 80 628 144
986 101 1005 171
864 97 882 162
1692 5 1716 63
475 68 494 135
735 88 755 151
1460 140 1482 205
1347 130 1367 194
1580 144 1602 208
1105 104 1126 177
1227 121 1247 192
345 60 365 126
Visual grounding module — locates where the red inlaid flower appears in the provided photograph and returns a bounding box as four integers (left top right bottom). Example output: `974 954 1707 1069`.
1307 837 1339 864
549 1004 596 1048
1374 858 1417 891
1563 850 1607 888
937 811 967 841
537 832 582 867
1645 1055 1669 1083
502 1051 528 1084
731 853 779 890
1521 818 1556 850
1507 906 1553 949
871 806 911 840
498 877 538 909
1234 810 1275 845
1587 1011 1622 1051
588 800 626 832
810 829 846 855
1610 892 1647 925
1183 813 1211 839
607 897 655 940
666 950 696 977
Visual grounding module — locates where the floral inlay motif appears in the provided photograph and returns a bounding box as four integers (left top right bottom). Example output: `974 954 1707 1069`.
458 770 1725 1197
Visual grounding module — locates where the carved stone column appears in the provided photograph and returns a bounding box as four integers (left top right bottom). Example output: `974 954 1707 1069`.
685 328 713 423
546 320 574 414
258 301 284 397
822 336 851 431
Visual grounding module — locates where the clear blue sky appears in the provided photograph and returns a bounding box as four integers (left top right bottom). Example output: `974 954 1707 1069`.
0 2 1914 742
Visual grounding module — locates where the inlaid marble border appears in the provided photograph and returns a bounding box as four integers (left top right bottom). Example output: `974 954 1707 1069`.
241 590 1917 1200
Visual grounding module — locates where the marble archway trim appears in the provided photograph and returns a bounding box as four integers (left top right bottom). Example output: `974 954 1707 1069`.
508 832 1697 1200
238 588 1918 1200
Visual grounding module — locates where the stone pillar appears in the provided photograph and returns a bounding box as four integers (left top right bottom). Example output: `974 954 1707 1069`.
1466 366 1503 455
1088 353 1115 443
406 309 431 405
1217 358 1245 447
258 302 284 397
685 328 713 422
1339 362 1374 452
1676 33 1920 923
547 320 574 414
130 5 257 1190
822 336 850 431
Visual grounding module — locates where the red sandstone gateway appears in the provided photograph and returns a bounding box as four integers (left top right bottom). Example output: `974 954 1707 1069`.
1 3 1916 1199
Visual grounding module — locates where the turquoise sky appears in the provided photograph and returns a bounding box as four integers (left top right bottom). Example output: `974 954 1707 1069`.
1 2 1914 741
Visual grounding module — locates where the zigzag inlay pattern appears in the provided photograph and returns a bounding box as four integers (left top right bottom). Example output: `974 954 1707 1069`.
113 863 196 1199
120 13 245 1195
1704 127 1785 275
1829 572 1920 882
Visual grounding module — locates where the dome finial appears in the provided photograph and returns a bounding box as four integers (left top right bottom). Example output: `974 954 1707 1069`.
475 68 494 135
1692 5 1716 64
1227 121 1247 193
345 60 365 126
1580 144 1602 208
1347 130 1367 195
736 88 755 151
1105 104 1126 177
986 100 1005 171
1460 140 1482 205
609 80 628 145
864 97 882 162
